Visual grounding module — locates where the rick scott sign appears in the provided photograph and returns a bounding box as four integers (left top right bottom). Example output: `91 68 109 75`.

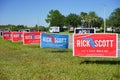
40 33 69 49
73 33 118 58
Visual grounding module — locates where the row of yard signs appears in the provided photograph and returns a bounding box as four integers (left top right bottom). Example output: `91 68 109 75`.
2 32 44 44
2 32 69 49
73 28 118 58
1 28 119 58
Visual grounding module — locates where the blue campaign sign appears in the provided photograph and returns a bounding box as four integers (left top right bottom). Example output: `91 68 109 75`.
40 33 69 49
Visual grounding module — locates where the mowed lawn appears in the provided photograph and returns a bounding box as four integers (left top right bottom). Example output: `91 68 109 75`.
0 37 120 80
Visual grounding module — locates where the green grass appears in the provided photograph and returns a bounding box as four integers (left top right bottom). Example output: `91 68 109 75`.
118 34 120 38
0 37 120 80
60 31 73 35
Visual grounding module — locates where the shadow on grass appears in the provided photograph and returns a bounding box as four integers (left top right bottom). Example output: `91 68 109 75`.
49 49 72 53
25 45 40 48
80 60 120 65
113 73 120 79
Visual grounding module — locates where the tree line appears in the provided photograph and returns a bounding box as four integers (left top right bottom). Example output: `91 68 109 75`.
0 24 46 32
46 8 120 32
46 10 103 29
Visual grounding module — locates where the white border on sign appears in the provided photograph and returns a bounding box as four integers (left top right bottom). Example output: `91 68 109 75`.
11 32 13 42
73 33 118 58
73 34 75 56
116 34 118 57
40 32 46 48
23 32 30 45
74 28 96 34
40 32 42 48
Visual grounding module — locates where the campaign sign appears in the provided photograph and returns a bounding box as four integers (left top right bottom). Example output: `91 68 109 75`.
3 32 11 40
73 34 118 57
0 31 3 36
41 34 69 49
74 28 95 34
12 32 23 42
23 32 40 45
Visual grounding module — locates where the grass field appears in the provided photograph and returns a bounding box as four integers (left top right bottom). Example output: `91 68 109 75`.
0 37 120 80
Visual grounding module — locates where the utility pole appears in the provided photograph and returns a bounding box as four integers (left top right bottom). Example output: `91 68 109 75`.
104 5 106 33
37 17 39 32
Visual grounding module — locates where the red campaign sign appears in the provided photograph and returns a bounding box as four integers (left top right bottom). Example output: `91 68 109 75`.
3 32 12 40
73 34 118 57
12 32 23 42
23 32 40 45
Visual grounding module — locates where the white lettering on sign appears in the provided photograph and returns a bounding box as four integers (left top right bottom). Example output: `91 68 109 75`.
79 30 90 33
25 36 32 39
13 34 22 37
34 35 40 39
4 34 10 37
13 34 19 37
43 37 52 42
55 38 67 43
76 39 113 48
94 40 113 47
43 37 67 43
77 40 90 47
25 35 39 39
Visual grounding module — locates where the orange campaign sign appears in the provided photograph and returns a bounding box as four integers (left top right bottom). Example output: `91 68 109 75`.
12 32 23 42
73 33 118 57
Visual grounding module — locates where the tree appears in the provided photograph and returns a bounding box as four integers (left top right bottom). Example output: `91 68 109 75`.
96 17 103 28
108 8 120 29
65 13 81 28
45 9 65 31
88 11 98 28
80 12 88 27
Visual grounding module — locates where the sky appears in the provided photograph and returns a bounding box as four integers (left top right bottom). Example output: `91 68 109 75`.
0 0 120 27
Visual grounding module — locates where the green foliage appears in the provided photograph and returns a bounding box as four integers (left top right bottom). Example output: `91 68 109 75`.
0 24 47 32
45 9 65 28
119 34 120 38
109 8 120 28
80 11 103 28
0 24 28 31
88 11 98 27
30 24 46 32
65 13 81 28
0 37 120 80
